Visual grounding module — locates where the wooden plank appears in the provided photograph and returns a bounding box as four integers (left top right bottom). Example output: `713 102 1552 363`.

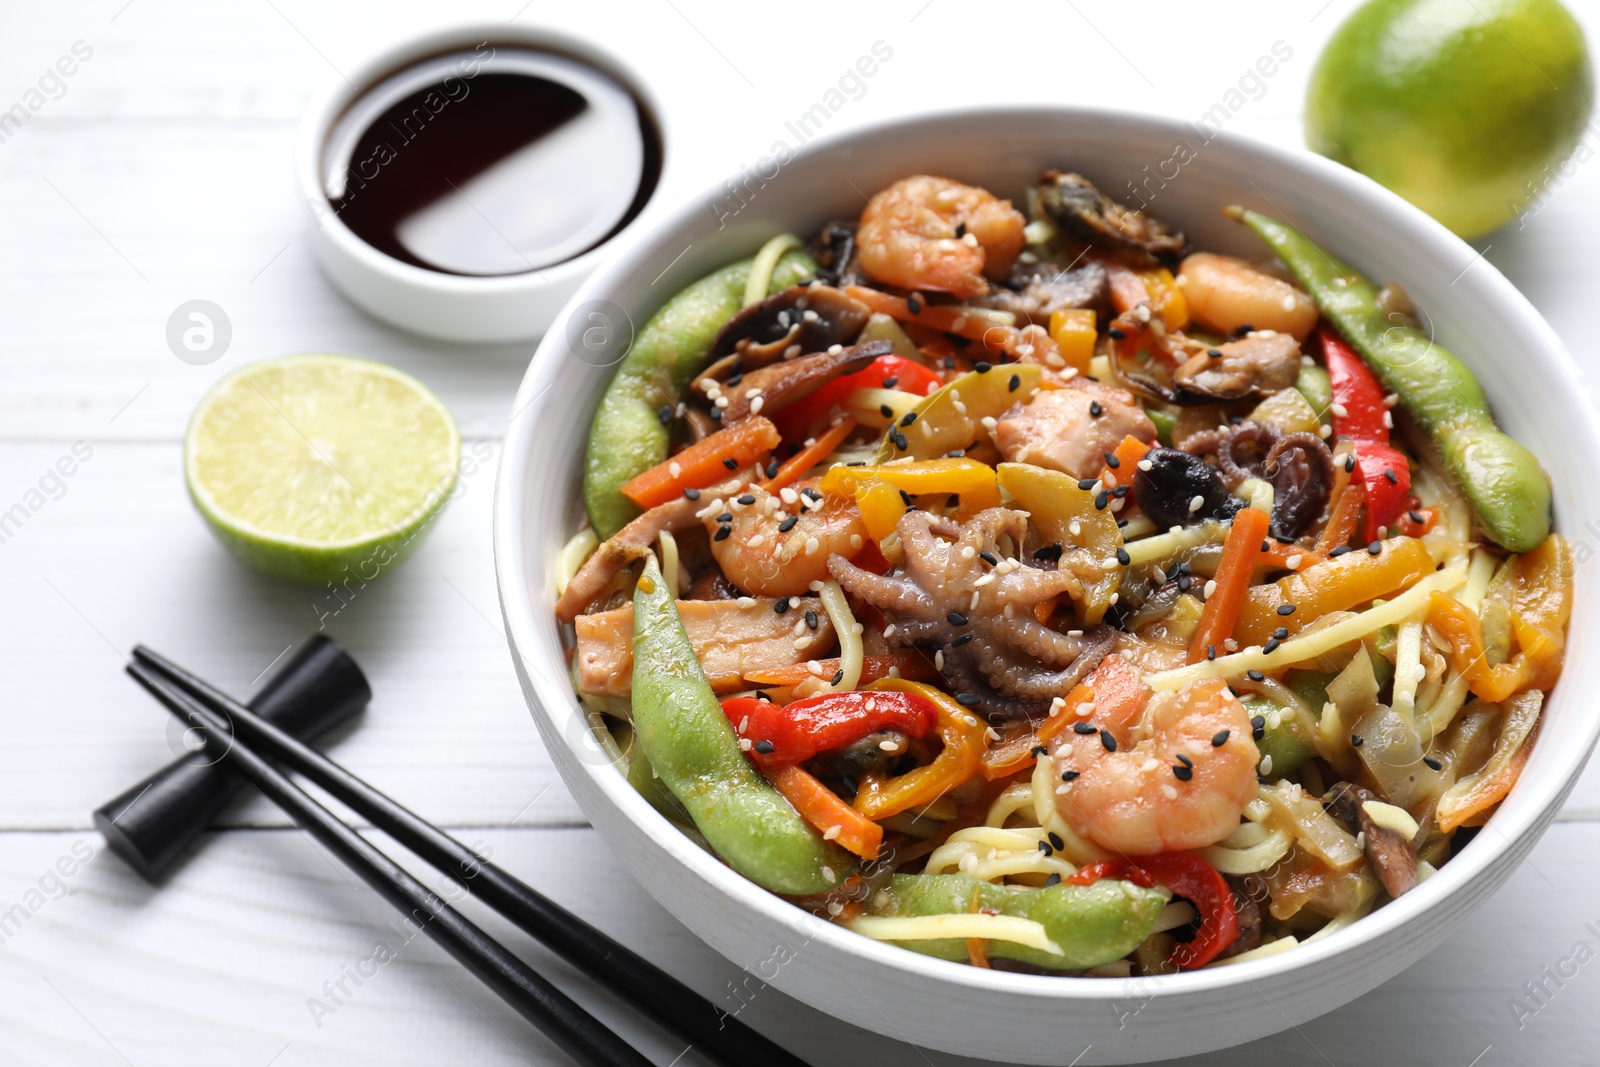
2 823 1598 1066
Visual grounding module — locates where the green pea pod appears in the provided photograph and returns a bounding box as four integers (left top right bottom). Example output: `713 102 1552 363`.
1233 209 1550 552
1241 694 1315 779
874 873 1165 970
584 250 816 539
630 555 850 895
1294 363 1333 422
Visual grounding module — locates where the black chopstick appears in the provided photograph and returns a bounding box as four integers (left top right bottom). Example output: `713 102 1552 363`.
127 661 654 1067
129 646 812 1067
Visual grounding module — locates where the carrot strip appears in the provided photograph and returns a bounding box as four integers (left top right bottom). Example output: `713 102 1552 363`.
1316 482 1365 554
845 285 1041 358
1255 540 1324 575
1097 434 1152 491
764 763 883 860
620 417 780 509
1188 507 1271 665
762 416 856 494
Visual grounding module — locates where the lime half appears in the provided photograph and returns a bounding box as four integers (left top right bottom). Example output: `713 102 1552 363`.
185 354 461 586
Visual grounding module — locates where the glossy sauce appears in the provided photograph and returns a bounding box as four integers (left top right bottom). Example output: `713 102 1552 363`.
321 46 661 276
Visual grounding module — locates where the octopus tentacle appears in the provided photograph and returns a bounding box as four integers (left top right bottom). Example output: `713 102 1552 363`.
972 629 1114 702
827 554 932 616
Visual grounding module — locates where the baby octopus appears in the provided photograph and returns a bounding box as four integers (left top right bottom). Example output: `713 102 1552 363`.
828 507 1114 720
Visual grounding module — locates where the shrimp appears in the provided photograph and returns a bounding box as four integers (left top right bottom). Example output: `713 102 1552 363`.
856 176 1026 299
1177 253 1319 342
701 479 867 598
1052 678 1259 855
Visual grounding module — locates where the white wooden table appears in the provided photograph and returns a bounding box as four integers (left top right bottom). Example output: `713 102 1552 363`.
3 2 1598 1063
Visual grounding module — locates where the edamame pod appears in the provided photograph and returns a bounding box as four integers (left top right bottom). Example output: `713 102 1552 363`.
1233 208 1550 552
584 250 815 539
869 873 1165 970
631 555 850 895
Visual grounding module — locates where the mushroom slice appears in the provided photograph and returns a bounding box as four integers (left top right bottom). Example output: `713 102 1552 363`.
707 284 871 370
1172 332 1301 403
1034 170 1190 263
713 340 889 424
1323 782 1420 899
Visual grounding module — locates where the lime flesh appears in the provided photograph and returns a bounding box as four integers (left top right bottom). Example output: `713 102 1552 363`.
1306 0 1594 238
185 354 460 586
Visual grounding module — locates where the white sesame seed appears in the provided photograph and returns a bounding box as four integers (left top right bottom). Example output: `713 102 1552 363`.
1189 495 1205 513
960 545 977 560
737 596 756 608
1280 295 1297 312
823 825 841 841
1069 520 1082 536
850 534 863 551
805 536 820 555
668 461 682 478
1383 411 1394 429
1259 754 1274 776
1286 553 1303 569
1162 785 1179 800
1330 402 1348 418
749 396 765 415
714 396 730 409
739 738 753 751
980 415 997 431
935 650 945 671
1203 579 1218 599
748 534 765 547
827 343 843 355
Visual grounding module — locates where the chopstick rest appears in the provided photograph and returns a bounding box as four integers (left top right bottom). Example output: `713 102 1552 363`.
95 635 370 880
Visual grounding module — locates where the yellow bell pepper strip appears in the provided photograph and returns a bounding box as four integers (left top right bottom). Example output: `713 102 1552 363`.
763 763 884 861
995 462 1124 625
1233 536 1435 648
1188 506 1271 665
619 416 781 509
1136 267 1189 331
1426 535 1573 703
1048 308 1097 375
853 680 988 819
820 458 1002 543
1436 690 1542 832
873 364 1044 462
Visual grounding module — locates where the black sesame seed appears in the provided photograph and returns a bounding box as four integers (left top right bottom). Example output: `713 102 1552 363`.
1260 539 1272 553
1038 840 1053 855
1175 753 1193 768
1177 575 1192 592
947 611 969 626
1409 509 1425 524
882 375 899 389
684 488 701 501
778 515 799 533
1077 478 1098 491
1232 323 1254 337
980 551 998 565
831 669 845 685
1330 545 1352 557
1207 644 1217 662
716 512 733 524
1385 469 1399 484
898 489 913 507
1351 734 1365 748
1206 347 1223 358
1073 722 1097 735
1095 491 1110 510
657 405 674 425
1089 401 1104 418
1367 540 1383 556
900 411 918 427
1044 873 1063 887
803 487 822 500
954 222 967 239
726 374 744 387
955 692 981 706
1423 755 1442 771
1108 327 1128 340
1009 373 1021 392
907 292 923 314
1060 770 1080 783
714 526 731 541
1104 452 1121 469
804 609 818 631
723 457 738 470
1100 730 1118 752
1274 627 1289 640
1246 669 1265 682
879 403 894 418
1112 484 1131 498
1116 547 1131 566
765 459 780 479
1173 764 1194 781
1263 639 1280 654
709 407 723 421
1048 832 1065 851
890 428 909 451
1277 603 1296 616
753 739 775 754
1034 542 1063 562
975 361 992 373
1117 518 1129 528
1030 745 1048 758
1251 715 1266 740
1211 730 1230 747
774 600 790 615
1344 455 1357 473
737 494 755 506
755 690 771 701
951 632 974 646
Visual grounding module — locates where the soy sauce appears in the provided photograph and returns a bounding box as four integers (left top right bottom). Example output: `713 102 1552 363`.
322 46 661 276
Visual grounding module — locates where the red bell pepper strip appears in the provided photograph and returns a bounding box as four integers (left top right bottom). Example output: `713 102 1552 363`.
772 355 943 441
721 689 939 768
1066 851 1239 969
1319 328 1411 541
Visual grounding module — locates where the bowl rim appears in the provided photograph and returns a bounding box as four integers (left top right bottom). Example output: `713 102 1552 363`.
292 19 669 298
494 101 1600 1006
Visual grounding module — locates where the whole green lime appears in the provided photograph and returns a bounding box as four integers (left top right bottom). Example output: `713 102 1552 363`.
1307 0 1594 238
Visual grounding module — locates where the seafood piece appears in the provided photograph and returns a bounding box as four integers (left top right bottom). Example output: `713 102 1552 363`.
1053 678 1260 854
1180 421 1335 538
703 480 868 599
1178 252 1319 342
829 508 1113 720
993 383 1156 481
707 284 872 368
856 175 1026 299
700 341 888 423
808 221 867 288
573 594 836 697
1172 332 1302 403
556 490 719 623
1033 171 1190 262
974 260 1110 327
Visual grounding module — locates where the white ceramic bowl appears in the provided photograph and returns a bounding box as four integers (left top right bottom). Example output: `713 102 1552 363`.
493 106 1600 1064
295 22 668 343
